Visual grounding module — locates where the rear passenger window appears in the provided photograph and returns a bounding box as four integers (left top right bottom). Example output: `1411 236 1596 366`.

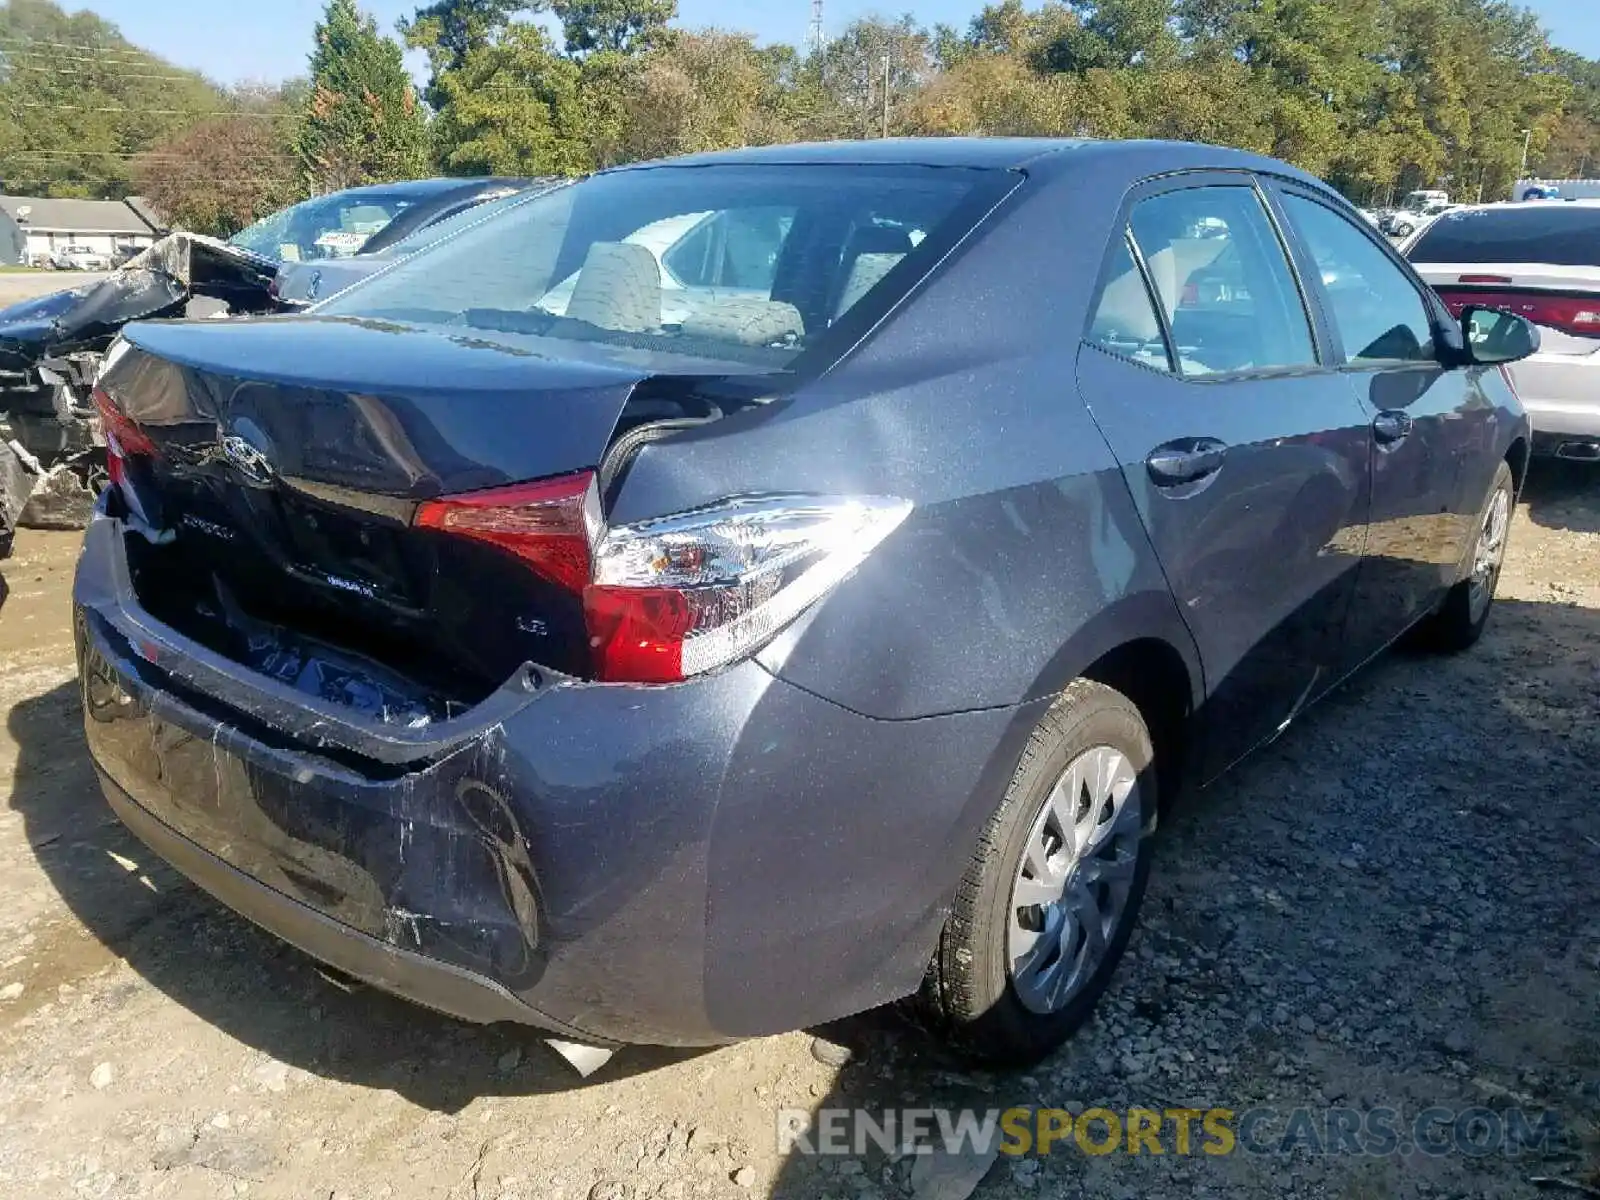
1087 236 1174 372
1125 186 1318 377
1282 195 1437 364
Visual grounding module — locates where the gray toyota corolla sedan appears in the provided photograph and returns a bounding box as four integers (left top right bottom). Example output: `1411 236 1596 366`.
74 138 1536 1070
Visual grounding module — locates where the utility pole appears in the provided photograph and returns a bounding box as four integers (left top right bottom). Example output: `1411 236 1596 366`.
1520 128 1533 178
881 53 891 139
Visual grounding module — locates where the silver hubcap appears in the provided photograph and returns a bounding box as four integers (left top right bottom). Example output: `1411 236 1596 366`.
1009 746 1142 1015
1468 486 1510 621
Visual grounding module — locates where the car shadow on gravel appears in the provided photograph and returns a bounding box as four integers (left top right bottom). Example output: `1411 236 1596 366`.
1520 458 1600 533
6 680 708 1113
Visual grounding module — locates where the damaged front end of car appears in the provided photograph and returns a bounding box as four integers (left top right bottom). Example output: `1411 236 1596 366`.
0 234 282 553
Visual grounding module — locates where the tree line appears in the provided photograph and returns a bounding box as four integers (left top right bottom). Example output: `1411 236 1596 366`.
2 0 1598 237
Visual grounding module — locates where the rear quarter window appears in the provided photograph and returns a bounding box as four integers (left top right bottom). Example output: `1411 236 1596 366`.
1407 207 1600 266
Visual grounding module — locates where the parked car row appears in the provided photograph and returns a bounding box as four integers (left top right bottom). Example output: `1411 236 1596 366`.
32 244 112 271
1401 198 1600 460
1324 191 1600 456
1379 190 1462 239
74 138 1541 1075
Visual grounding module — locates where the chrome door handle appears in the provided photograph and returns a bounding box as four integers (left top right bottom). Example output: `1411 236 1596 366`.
1146 438 1229 486
1373 410 1413 445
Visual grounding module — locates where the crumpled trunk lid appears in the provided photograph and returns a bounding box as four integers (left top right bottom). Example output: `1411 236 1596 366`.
99 315 767 711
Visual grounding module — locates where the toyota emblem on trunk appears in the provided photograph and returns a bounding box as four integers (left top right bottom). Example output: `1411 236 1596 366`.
220 434 275 485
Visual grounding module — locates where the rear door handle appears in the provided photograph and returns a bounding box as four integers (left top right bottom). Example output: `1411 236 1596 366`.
1146 437 1229 487
1373 410 1413 445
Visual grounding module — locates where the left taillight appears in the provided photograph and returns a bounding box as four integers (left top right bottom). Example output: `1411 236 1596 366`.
414 475 911 684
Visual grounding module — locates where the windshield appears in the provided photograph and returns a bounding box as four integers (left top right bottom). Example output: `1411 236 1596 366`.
320 163 1003 367
1407 206 1600 265
229 191 424 263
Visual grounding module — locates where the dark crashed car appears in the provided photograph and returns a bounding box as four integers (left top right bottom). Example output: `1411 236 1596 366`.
265 177 549 308
75 139 1537 1069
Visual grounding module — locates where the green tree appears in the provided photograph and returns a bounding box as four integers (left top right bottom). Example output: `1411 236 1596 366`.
551 0 677 56
809 16 935 139
429 21 592 174
1036 0 1180 73
296 0 428 190
132 89 302 236
398 0 528 108
390 0 1595 204
1537 51 1600 179
0 0 227 198
617 30 795 160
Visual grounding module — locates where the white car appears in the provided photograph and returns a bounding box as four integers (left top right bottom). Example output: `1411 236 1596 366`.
537 208 926 337
1405 200 1600 460
536 211 731 325
50 245 110 271
1383 200 1458 240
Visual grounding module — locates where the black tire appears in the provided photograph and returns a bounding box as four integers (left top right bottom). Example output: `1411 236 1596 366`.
919 679 1157 1067
1416 461 1515 654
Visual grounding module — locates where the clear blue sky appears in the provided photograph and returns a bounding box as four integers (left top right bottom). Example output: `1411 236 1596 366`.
70 0 1600 86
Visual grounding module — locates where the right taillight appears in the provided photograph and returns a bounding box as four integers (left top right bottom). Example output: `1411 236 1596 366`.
415 480 911 685
586 495 912 683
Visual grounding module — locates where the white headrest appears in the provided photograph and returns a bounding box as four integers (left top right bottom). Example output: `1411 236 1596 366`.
566 242 661 333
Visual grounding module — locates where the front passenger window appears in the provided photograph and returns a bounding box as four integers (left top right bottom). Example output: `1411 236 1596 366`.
1281 195 1438 365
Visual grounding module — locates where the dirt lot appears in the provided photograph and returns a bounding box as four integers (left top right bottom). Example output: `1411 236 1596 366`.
0 271 111 309
0 466 1597 1200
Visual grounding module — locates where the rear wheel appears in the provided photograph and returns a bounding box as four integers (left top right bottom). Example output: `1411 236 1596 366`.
919 680 1156 1066
1418 461 1514 653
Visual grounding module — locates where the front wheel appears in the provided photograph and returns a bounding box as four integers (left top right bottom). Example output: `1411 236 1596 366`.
918 679 1156 1067
1417 461 1514 653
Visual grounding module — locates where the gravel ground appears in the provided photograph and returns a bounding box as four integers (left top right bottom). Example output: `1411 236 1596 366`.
0 464 1596 1200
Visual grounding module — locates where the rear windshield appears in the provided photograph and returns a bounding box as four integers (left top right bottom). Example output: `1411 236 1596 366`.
319 163 1005 367
1407 205 1600 266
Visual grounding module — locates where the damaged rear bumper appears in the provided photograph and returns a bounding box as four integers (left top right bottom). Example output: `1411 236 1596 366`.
96 768 603 1038
73 508 1032 1046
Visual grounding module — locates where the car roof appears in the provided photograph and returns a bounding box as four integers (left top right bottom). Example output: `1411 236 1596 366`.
330 177 526 200
607 137 1330 188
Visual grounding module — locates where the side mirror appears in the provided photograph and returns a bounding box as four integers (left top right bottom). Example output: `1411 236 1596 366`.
1460 305 1540 365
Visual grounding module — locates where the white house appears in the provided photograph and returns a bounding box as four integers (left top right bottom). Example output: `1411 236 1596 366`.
0 195 164 265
